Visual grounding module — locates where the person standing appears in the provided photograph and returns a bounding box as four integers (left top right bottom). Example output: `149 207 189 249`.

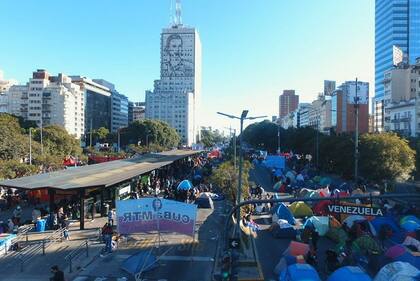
49 265 64 281
13 205 22 225
107 209 114 226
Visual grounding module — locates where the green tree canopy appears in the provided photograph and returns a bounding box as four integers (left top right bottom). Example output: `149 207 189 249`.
32 125 83 157
200 128 226 148
94 127 110 142
0 113 32 160
122 119 180 148
360 133 415 181
0 160 38 180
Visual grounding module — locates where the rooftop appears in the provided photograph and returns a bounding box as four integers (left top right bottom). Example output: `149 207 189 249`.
0 150 201 191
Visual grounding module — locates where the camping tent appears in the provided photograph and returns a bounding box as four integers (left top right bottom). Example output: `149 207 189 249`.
371 216 404 243
327 266 372 281
385 245 420 269
286 171 296 183
177 180 193 190
274 203 296 225
288 202 313 218
400 216 420 232
303 216 330 236
313 200 331 216
273 182 282 191
374 261 420 281
283 241 309 257
320 177 332 186
273 255 305 275
121 251 158 275
352 235 382 255
279 264 321 281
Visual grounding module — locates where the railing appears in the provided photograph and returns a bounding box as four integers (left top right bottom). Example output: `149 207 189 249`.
64 240 89 273
16 227 65 272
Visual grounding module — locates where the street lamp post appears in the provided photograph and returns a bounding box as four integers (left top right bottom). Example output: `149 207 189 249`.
217 111 267 235
29 128 32 165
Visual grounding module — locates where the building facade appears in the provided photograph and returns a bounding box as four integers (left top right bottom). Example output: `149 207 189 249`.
331 81 370 134
279 90 299 118
8 70 85 138
387 99 416 137
128 101 146 123
70 76 112 138
375 0 420 130
145 7 201 146
93 79 128 133
324 80 336 96
0 70 16 113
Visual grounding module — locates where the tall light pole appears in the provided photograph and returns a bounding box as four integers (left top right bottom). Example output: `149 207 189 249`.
117 128 121 152
217 111 267 233
354 78 359 183
277 120 281 154
40 116 43 155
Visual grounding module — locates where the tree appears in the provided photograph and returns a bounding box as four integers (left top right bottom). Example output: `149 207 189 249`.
210 160 251 204
359 133 415 181
0 113 32 160
200 128 226 148
32 125 83 157
94 127 110 143
0 160 38 180
122 119 180 148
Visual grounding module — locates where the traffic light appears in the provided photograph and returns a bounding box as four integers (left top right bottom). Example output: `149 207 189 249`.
221 253 232 281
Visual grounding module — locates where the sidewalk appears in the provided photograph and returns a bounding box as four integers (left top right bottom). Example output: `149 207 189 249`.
0 216 108 281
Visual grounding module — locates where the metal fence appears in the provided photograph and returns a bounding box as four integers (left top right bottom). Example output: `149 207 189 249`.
64 240 89 273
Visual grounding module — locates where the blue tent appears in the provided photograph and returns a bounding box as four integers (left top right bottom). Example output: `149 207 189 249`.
400 216 420 232
177 180 193 190
121 251 158 275
327 266 372 281
395 252 420 269
279 264 321 281
274 203 295 225
371 216 405 243
262 155 285 169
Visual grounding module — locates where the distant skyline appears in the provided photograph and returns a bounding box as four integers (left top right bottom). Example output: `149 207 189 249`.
0 0 374 133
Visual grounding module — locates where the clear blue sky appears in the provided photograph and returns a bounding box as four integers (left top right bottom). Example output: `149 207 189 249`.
0 0 374 132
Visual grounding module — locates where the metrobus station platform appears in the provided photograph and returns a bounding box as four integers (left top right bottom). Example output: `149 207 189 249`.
0 150 202 230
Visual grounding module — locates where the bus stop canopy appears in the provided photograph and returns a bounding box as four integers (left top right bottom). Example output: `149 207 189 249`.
0 150 202 191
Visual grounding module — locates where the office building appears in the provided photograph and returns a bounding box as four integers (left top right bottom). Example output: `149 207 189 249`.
93 79 128 133
8 70 85 138
145 2 201 146
297 103 312 128
0 70 16 113
128 101 146 123
279 90 299 118
331 81 370 134
70 76 112 138
324 80 336 96
374 0 420 130
387 99 416 137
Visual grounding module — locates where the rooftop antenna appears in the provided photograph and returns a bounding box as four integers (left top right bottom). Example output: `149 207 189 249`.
175 0 182 26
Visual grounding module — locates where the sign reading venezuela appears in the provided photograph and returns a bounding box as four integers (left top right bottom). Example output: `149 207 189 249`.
116 198 197 236
328 204 383 216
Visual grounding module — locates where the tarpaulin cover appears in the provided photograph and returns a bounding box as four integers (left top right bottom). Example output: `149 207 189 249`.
177 180 193 190
288 202 313 218
271 223 297 239
304 216 330 236
262 156 285 169
121 251 158 275
371 216 404 243
374 261 420 281
279 263 321 281
394 252 420 269
343 215 367 228
327 266 372 281
352 235 382 255
283 241 309 257
275 203 296 225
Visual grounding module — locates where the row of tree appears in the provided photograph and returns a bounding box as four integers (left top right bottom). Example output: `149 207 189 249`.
0 113 84 179
241 120 416 182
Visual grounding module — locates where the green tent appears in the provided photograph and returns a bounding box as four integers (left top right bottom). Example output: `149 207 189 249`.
326 228 348 244
352 235 382 255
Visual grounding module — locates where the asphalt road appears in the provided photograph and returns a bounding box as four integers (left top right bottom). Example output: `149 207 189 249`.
250 164 335 281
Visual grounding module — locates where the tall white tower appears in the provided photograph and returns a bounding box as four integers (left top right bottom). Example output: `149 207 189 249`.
146 0 201 146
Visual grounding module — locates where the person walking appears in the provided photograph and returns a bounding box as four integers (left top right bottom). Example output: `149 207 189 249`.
50 265 64 281
101 223 113 255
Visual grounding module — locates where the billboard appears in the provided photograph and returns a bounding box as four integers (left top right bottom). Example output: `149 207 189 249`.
116 198 197 236
347 82 369 104
393 45 403 66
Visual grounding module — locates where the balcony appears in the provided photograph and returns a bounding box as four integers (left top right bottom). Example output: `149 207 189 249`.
391 117 411 123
